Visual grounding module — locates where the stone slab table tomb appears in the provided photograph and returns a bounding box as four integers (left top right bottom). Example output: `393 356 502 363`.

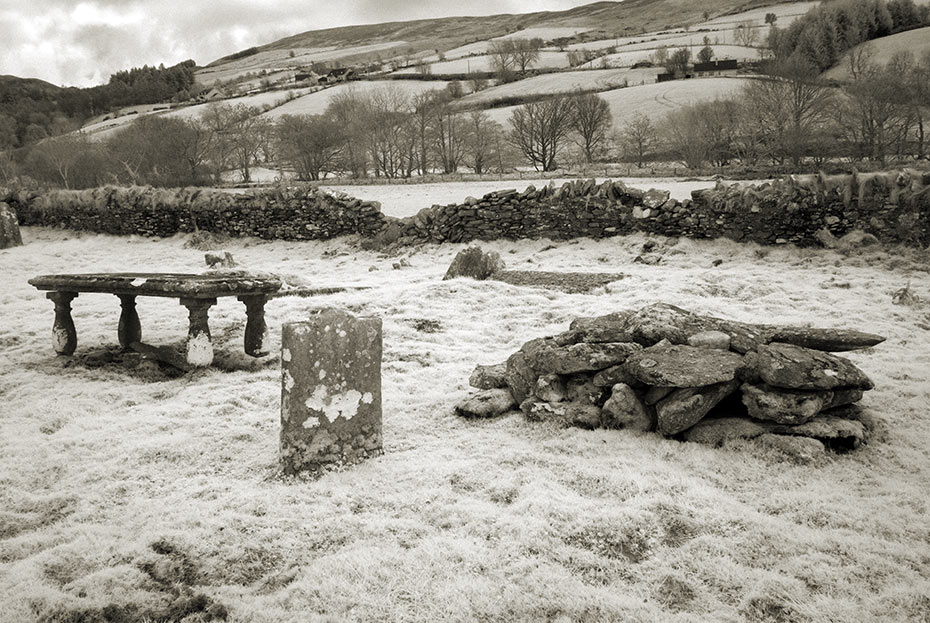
29 272 282 367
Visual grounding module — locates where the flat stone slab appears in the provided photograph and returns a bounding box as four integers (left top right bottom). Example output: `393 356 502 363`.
490 271 625 294
754 343 874 390
527 342 643 374
29 272 282 298
623 343 745 387
570 302 885 353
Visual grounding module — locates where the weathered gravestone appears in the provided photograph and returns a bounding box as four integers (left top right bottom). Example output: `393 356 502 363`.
0 202 23 249
280 308 382 475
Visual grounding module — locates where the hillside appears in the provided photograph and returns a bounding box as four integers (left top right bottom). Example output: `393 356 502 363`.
822 25 930 82
254 0 794 52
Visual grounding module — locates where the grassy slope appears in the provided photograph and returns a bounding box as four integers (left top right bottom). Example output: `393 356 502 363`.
1 216 929 622
240 0 796 56
258 81 452 121
482 77 752 127
822 25 930 82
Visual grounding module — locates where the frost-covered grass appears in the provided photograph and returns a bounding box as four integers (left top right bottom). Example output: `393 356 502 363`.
2 222 930 622
393 51 570 75
823 25 930 82
458 68 658 106
483 77 753 127
260 81 452 121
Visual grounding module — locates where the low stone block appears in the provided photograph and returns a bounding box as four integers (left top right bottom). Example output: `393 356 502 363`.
505 350 538 405
520 399 601 429
740 383 833 425
533 374 565 402
655 380 739 435
755 434 825 464
682 417 769 446
280 308 382 475
602 383 652 431
455 389 516 418
443 245 505 280
469 363 508 389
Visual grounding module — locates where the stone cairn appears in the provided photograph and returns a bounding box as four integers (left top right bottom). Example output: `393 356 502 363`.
458 303 884 460
280 308 383 475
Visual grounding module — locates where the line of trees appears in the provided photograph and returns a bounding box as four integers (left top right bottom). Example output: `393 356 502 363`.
0 61 198 152
649 48 930 169
7 85 619 188
768 0 930 71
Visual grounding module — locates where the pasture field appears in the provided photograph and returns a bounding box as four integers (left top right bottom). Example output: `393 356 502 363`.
81 89 314 141
195 42 408 86
259 81 452 121
697 1 821 27
579 45 760 69
482 77 752 128
823 25 930 82
2 204 929 621
492 26 594 42
458 68 660 107
393 51 571 75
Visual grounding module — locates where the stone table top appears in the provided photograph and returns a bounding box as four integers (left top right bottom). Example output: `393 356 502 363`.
28 272 283 299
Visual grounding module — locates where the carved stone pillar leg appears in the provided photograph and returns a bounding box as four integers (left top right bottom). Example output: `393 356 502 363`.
117 294 142 350
47 291 78 356
238 294 269 357
180 298 216 367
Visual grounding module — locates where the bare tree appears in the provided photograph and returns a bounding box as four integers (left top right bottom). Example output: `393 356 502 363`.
463 110 503 174
509 97 574 171
653 46 669 67
275 114 345 181
570 92 612 163
666 48 691 75
622 114 657 167
838 48 916 163
430 91 466 174
489 40 517 82
363 86 411 179
327 88 369 177
511 38 543 73
740 56 834 165
734 20 759 46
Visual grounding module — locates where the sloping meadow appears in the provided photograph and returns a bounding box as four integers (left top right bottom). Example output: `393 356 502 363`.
1 221 929 621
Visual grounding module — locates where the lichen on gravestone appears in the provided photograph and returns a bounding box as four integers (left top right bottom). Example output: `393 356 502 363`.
279 308 382 475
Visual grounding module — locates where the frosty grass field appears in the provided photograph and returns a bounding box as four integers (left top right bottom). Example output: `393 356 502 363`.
2 178 930 622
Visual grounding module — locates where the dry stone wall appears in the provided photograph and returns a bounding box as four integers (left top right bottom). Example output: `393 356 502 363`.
3 169 929 247
4 185 388 240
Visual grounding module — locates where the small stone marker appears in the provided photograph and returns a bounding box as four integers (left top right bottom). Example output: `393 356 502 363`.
280 308 382 475
0 202 23 249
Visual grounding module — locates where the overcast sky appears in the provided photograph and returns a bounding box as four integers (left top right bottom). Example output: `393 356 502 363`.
0 0 606 87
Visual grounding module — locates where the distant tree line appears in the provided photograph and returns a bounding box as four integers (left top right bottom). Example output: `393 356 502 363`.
645 48 930 169
768 0 930 71
5 85 616 188
0 60 197 151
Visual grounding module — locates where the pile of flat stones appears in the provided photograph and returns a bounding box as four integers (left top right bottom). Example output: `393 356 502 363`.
458 303 884 460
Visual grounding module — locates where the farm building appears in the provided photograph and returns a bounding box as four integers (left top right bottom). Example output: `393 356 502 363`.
693 59 738 77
